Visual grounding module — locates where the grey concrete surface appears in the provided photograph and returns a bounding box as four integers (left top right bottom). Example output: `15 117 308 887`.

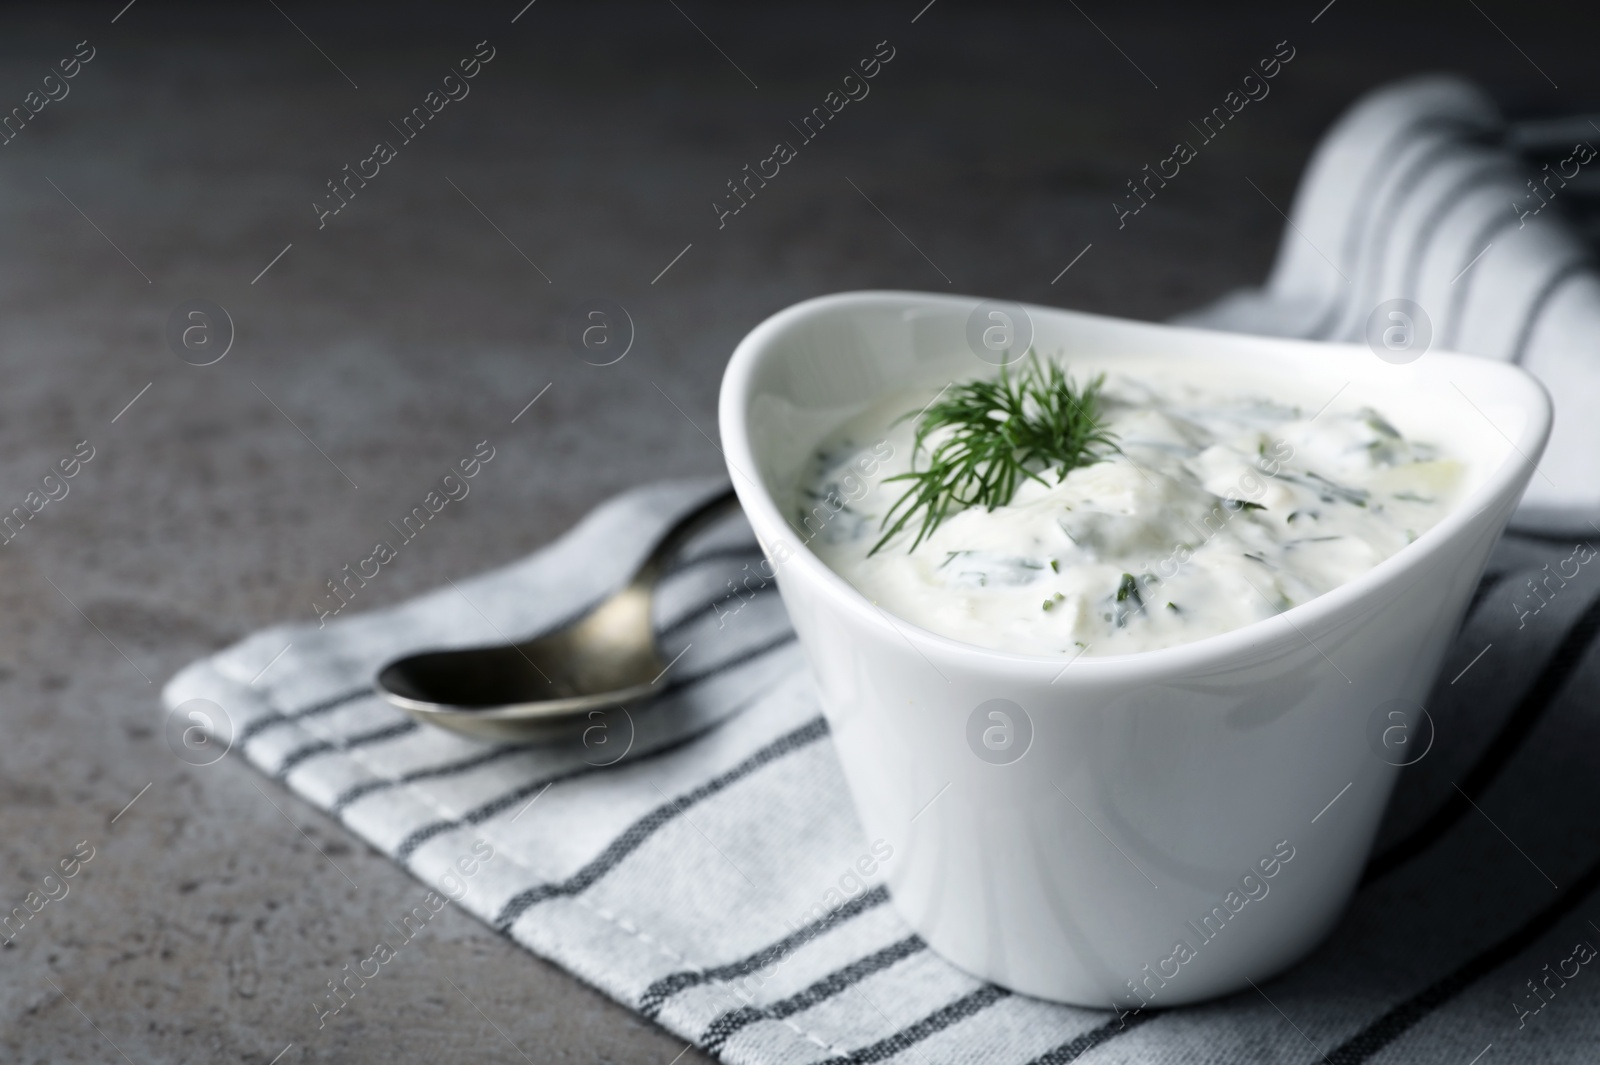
0 2 1594 1061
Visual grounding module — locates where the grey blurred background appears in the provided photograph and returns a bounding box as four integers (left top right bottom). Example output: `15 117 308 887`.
0 1 1594 1060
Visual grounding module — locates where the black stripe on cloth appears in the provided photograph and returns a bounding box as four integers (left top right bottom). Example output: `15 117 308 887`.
1325 135 1475 341
639 884 892 1018
269 740 332 774
813 984 1010 1065
490 715 831 931
1331 116 1478 272
1440 209 1524 351
334 745 547 814
1399 158 1519 299
662 542 764 578
272 718 418 778
1024 1010 1161 1065
658 579 780 641
390 737 689 864
701 934 927 1053
238 686 373 746
273 719 421 779
1303 116 1479 340
386 680 777 859
1330 849 1600 1063
498 539 753 643
1508 255 1591 364
660 625 797 684
337 629 797 815
1362 587 1600 886
331 704 715 814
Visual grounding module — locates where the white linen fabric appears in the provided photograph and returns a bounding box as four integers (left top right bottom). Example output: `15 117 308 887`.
165 79 1600 1064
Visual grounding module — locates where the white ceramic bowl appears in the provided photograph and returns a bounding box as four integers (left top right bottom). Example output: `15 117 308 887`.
718 290 1551 1007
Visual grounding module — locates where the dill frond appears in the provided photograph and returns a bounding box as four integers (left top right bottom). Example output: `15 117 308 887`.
871 353 1117 555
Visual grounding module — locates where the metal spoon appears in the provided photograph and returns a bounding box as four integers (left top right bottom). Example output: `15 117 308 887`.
375 487 741 743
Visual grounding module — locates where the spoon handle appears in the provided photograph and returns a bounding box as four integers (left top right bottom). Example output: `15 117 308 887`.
628 486 742 591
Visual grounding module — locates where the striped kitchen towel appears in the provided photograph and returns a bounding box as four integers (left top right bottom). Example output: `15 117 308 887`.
164 477 1600 1064
163 79 1600 1064
1178 74 1600 534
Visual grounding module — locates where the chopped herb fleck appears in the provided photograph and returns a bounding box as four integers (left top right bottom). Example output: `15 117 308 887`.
1363 410 1402 438
1111 572 1144 627
1305 470 1369 506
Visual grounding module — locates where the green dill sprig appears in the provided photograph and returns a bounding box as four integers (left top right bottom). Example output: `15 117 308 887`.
870 353 1118 555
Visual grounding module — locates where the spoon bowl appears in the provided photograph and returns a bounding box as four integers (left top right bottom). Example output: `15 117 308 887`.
375 487 740 743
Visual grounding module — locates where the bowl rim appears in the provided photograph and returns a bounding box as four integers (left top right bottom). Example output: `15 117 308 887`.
718 289 1554 680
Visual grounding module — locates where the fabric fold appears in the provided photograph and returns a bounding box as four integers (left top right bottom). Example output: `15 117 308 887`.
1178 75 1600 532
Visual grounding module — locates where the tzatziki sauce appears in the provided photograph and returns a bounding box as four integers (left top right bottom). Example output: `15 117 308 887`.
799 357 1463 657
